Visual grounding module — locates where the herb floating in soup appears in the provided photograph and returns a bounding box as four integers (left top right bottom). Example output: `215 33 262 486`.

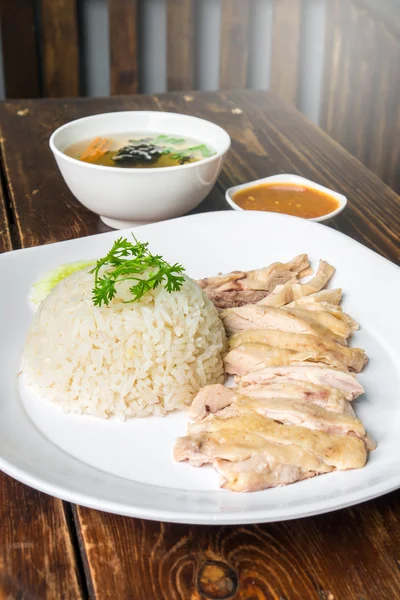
233 182 340 219
91 236 185 306
64 133 216 168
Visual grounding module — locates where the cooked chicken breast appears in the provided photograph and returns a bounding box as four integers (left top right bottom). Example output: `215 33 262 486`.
257 260 335 308
176 412 367 472
228 329 367 372
224 343 347 376
196 254 310 309
287 301 359 332
287 288 342 306
239 365 364 399
176 257 373 493
214 453 323 492
189 384 235 421
220 304 346 346
283 306 355 341
235 381 353 411
217 396 371 446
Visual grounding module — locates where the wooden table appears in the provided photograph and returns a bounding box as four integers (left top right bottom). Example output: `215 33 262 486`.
0 90 399 600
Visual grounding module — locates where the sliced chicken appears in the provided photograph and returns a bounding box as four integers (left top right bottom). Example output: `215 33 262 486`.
224 343 347 376
239 365 364 399
283 306 355 341
235 381 353 411
257 260 335 307
214 450 328 492
228 329 367 373
220 304 346 346
286 301 359 333
196 254 310 309
180 412 367 471
287 288 342 306
217 396 373 447
189 384 236 421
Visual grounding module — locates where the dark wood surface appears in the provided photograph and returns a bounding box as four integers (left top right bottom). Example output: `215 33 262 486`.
321 0 400 194
167 0 195 91
109 0 139 95
40 0 80 97
0 90 399 599
0 0 40 99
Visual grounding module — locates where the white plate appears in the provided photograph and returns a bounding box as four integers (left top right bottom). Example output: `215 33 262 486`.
1 211 399 525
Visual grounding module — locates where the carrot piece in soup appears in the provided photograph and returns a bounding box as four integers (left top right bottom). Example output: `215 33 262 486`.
79 137 112 163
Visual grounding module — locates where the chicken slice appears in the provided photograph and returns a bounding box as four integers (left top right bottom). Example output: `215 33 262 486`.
287 288 342 306
283 306 355 341
286 301 359 333
186 412 367 470
218 396 372 447
220 305 346 346
239 365 364 399
196 254 310 309
257 260 335 307
189 384 236 421
235 381 353 411
228 329 367 373
224 343 347 376
214 451 326 492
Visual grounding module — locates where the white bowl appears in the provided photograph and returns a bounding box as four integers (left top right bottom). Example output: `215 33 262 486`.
50 111 231 229
226 174 347 222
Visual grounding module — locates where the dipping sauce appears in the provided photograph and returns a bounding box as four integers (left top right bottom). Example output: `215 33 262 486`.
232 182 340 219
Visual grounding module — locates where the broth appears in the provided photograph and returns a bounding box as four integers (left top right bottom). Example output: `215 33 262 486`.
233 182 340 218
64 132 216 168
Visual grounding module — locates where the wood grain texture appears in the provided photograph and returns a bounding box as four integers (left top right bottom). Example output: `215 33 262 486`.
1 89 400 598
40 0 80 97
219 0 251 89
321 0 400 193
0 478 84 599
0 0 40 98
270 0 302 107
167 0 195 91
109 0 139 94
75 489 400 599
0 181 11 253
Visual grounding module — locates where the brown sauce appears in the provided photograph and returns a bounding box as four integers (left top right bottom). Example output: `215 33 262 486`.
232 182 340 218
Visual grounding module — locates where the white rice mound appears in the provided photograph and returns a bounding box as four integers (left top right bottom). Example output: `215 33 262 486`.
22 268 226 419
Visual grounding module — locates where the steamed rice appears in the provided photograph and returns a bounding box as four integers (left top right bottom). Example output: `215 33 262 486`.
22 268 226 419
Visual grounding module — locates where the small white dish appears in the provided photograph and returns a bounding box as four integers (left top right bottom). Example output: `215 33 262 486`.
50 111 231 229
226 174 347 222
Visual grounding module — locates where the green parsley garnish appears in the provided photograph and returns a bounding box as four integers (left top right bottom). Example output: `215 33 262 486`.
90 236 185 307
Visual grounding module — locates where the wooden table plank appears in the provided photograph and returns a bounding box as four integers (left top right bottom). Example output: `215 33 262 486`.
0 0 40 99
109 0 139 94
0 170 84 599
167 0 195 91
40 0 80 97
75 489 400 600
1 90 400 599
0 183 11 253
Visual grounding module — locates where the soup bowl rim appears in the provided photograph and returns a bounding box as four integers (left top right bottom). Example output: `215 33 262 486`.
225 173 347 223
49 110 231 174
